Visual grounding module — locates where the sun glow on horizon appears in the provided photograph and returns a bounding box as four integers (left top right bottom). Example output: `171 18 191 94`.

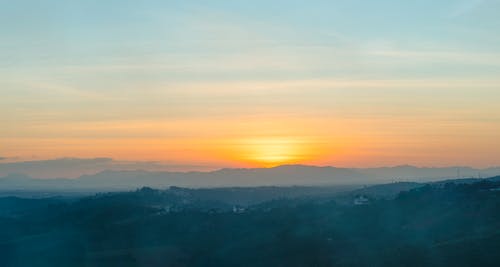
232 137 323 167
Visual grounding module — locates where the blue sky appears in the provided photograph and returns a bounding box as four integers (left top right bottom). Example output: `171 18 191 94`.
2 0 499 75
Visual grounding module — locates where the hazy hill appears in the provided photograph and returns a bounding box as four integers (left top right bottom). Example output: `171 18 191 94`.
1 165 500 192
1 179 499 266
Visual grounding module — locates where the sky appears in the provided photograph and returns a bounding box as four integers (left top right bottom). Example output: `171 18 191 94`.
1 0 500 171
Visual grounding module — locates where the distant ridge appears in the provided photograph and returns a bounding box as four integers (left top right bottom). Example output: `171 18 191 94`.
1 164 500 191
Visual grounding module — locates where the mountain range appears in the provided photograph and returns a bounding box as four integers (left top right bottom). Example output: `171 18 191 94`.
1 164 500 191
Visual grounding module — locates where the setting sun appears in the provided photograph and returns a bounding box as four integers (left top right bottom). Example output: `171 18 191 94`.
235 137 318 167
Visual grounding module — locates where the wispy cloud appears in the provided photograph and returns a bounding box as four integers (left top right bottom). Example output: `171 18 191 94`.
366 49 500 66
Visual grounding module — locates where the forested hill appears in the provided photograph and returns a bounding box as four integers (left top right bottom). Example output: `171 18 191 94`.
1 180 499 266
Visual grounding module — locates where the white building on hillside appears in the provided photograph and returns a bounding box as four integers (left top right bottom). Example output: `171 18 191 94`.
353 195 370 205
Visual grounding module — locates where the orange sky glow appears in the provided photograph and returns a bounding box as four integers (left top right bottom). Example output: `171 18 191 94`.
1 1 500 170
